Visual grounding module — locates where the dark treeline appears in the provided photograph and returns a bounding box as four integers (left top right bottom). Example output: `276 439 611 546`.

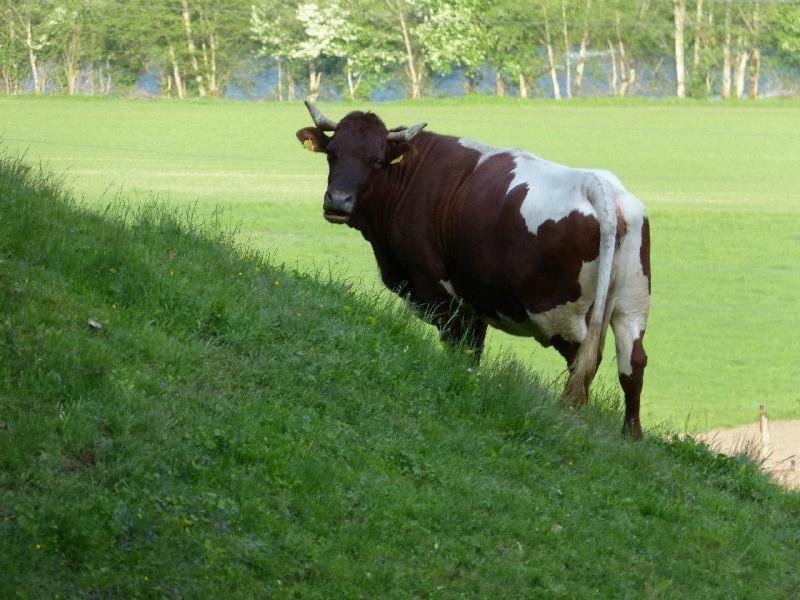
2 0 800 100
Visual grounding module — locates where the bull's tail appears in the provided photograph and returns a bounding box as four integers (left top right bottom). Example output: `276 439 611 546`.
564 173 617 405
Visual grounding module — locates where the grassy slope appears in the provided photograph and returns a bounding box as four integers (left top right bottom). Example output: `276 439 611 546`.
1 96 798 429
1 155 800 597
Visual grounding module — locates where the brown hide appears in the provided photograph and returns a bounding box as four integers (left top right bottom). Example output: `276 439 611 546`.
348 132 601 344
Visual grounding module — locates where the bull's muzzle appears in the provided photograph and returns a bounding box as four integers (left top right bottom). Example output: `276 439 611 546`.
323 189 354 224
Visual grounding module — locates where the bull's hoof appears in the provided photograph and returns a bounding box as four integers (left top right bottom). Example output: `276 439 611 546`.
622 421 644 440
562 380 589 408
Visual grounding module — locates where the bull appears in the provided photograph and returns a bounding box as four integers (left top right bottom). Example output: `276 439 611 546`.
297 102 650 437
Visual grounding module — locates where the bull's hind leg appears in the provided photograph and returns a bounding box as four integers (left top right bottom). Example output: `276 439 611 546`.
552 336 589 406
439 313 488 362
611 317 647 438
610 205 650 438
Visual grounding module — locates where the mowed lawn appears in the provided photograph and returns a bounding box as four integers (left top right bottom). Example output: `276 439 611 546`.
2 96 798 430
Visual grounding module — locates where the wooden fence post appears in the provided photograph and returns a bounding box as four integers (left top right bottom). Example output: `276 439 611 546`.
759 404 771 465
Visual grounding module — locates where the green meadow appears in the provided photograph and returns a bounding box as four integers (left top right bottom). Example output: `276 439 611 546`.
2 96 798 429
2 153 799 596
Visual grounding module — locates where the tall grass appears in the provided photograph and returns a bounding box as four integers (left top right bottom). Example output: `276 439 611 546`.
1 152 799 597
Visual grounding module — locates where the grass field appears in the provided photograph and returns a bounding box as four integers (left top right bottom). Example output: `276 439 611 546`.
2 154 799 596
2 96 798 429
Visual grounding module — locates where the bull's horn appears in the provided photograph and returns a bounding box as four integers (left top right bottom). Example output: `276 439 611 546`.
387 122 427 142
304 100 338 131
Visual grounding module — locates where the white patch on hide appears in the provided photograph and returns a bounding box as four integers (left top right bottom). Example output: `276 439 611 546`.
439 279 459 300
526 258 599 345
608 192 650 376
457 137 519 169
510 155 602 235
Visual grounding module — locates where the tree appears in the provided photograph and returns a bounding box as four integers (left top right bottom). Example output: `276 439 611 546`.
331 2 402 100
9 0 54 94
674 0 687 98
386 0 426 98
415 0 486 93
773 3 800 68
607 0 671 97
573 0 593 98
252 0 304 101
294 1 348 100
46 0 99 95
0 1 26 93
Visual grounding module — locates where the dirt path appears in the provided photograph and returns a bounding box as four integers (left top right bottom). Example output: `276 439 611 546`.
699 420 800 489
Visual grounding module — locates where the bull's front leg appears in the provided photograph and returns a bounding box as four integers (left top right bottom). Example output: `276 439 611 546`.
435 310 488 363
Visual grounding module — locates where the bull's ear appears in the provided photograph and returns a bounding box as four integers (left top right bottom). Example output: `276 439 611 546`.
384 140 413 166
296 127 330 153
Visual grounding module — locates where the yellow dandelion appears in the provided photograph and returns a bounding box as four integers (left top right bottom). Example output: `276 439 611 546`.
35 544 41 551
238 272 243 277
112 304 117 309
274 280 281 287
169 270 175 277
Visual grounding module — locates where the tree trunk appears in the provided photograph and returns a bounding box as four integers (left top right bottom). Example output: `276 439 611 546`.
495 71 505 96
543 6 561 100
748 47 760 100
347 64 355 100
202 41 210 93
104 59 112 95
721 0 732 99
608 39 618 95
704 8 715 95
748 1 760 100
208 29 218 96
24 15 40 94
693 0 703 71
62 26 81 96
398 11 422 99
616 12 634 96
276 59 283 101
573 1 591 98
181 0 206 96
169 45 185 99
464 73 477 95
308 62 321 101
64 54 78 95
734 44 748 99
620 64 636 96
519 72 528 99
287 71 295 101
3 12 18 94
561 0 571 98
674 0 686 98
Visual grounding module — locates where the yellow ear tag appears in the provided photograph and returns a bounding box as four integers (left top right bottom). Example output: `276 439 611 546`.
303 139 317 152
390 154 405 165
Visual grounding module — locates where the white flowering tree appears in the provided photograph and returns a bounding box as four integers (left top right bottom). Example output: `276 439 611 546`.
252 0 303 100
293 1 347 100
330 2 402 100
46 0 99 95
415 0 485 93
8 0 54 94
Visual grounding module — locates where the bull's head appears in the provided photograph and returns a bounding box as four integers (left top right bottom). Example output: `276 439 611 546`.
296 101 427 224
